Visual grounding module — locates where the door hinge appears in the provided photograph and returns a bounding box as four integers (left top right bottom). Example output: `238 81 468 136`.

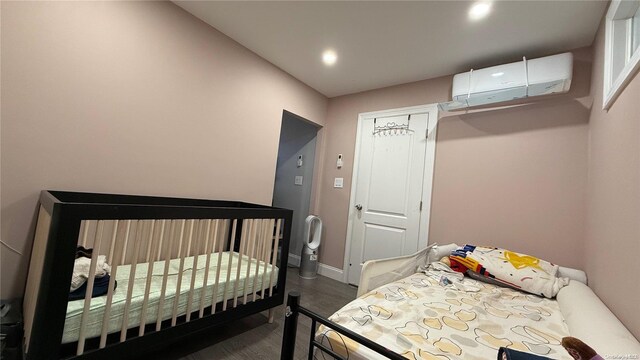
426 129 429 139
419 201 423 211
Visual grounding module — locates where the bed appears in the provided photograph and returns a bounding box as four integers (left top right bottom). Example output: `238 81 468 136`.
23 191 292 360
280 244 640 360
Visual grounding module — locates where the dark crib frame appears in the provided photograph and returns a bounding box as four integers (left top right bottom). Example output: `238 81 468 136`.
24 190 292 360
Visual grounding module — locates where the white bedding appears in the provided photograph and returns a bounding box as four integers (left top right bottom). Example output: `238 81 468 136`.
316 271 572 360
63 251 277 343
558 280 640 358
352 244 640 359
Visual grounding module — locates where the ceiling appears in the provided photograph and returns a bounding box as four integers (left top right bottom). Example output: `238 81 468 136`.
174 1 608 98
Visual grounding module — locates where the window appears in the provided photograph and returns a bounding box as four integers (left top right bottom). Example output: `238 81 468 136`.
604 0 640 110
633 7 640 52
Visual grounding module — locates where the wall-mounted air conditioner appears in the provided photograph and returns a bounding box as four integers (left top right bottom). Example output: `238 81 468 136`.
439 52 573 111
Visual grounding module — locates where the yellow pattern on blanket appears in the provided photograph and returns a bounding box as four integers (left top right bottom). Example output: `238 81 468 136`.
315 273 571 360
449 245 569 298
502 250 545 271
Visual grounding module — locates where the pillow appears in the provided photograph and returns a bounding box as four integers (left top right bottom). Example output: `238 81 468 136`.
449 244 569 298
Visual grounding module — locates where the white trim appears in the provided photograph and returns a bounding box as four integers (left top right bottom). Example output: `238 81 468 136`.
318 263 344 282
604 49 640 109
342 113 365 283
342 104 439 284
603 0 640 110
417 104 439 248
288 253 345 282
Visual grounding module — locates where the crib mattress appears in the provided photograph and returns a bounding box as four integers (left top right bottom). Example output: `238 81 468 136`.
315 272 571 360
63 251 277 343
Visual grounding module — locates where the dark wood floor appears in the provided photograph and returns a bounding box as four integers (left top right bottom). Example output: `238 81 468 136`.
147 267 357 360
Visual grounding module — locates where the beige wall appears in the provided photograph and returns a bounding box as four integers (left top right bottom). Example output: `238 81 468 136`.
317 48 592 271
4 5 636 342
585 21 640 339
0 1 328 298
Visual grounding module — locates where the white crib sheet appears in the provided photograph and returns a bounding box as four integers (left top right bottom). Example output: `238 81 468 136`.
63 251 278 343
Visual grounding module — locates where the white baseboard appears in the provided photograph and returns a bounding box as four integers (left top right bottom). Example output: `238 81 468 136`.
318 263 344 282
287 253 344 282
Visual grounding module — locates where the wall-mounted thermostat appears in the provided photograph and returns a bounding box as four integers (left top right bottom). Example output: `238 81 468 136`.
297 155 303 168
337 154 343 169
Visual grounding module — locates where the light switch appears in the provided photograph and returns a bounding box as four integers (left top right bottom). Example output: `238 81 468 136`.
295 176 303 185
334 177 344 188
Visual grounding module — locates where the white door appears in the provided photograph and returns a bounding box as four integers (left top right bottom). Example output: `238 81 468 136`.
346 107 435 285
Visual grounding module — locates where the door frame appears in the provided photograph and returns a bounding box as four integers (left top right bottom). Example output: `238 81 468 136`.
342 103 439 284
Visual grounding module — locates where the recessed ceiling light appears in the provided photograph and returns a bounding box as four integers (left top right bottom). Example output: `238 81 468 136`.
491 72 504 77
468 1 492 21
322 50 337 66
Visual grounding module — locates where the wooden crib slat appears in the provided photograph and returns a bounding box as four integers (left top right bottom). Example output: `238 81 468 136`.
121 220 145 342
23 206 51 353
100 220 127 348
120 220 132 265
239 220 248 307
139 220 159 337
260 221 270 288
156 220 165 262
234 219 252 308
171 220 189 327
232 219 252 307
144 220 156 263
242 219 261 304
222 219 238 312
198 219 214 318
186 220 202 321
254 219 269 302
77 220 104 355
211 220 227 314
251 219 265 303
261 219 275 298
269 219 282 296
156 220 176 332
251 219 264 301
79 221 89 248
107 220 119 265
186 220 195 257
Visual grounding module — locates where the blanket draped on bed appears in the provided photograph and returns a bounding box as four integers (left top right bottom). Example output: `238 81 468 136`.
449 245 569 298
316 271 571 360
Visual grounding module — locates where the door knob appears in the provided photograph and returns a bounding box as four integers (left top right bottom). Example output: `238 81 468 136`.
355 204 363 211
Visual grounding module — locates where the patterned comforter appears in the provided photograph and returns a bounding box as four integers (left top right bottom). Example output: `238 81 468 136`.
315 272 571 360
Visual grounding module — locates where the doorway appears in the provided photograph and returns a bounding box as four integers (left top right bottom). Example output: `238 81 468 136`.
344 104 438 285
272 110 321 267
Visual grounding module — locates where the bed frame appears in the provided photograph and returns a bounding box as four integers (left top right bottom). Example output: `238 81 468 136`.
280 292 405 360
23 190 292 360
280 243 640 360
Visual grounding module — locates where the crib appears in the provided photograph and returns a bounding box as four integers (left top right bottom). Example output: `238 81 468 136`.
23 190 292 360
